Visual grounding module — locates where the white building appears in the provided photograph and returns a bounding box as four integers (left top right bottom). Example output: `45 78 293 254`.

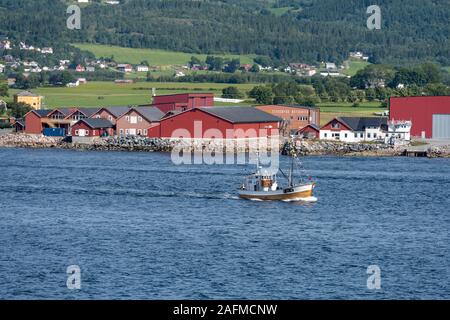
117 64 133 73
136 65 149 72
0 40 11 50
41 47 53 54
385 120 412 143
325 62 337 70
320 117 388 143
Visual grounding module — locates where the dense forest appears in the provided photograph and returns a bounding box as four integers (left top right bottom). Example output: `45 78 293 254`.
0 0 448 66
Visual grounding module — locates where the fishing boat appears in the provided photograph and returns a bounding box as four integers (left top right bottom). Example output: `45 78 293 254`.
238 154 316 201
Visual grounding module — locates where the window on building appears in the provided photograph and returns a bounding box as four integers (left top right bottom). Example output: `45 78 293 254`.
354 133 358 138
96 115 101 119
126 116 130 122
108 115 113 121
86 130 89 135
138 116 143 122
332 122 340 129
75 130 79 136
120 129 124 135
126 129 129 135
324 133 327 138
345 133 348 138
143 129 148 135
367 133 371 138
360 133 364 138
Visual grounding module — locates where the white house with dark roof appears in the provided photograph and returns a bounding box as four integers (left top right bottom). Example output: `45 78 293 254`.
320 117 388 142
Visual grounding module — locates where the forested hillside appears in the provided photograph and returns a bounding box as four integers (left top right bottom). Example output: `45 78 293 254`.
0 0 448 66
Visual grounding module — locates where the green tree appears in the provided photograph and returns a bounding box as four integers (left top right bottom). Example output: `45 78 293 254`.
0 83 9 97
423 83 450 96
222 86 244 99
248 86 274 104
7 102 33 118
224 59 240 73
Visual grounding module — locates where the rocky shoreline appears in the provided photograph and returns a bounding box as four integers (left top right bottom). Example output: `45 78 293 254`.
0 133 449 158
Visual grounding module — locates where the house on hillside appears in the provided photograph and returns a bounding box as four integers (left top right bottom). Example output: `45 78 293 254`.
117 64 133 73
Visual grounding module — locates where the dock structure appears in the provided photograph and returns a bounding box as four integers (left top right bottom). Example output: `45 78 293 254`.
403 144 429 157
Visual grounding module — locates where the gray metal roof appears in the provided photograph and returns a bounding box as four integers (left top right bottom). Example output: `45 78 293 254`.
200 107 282 124
53 108 76 116
338 117 387 131
80 118 114 129
77 108 101 117
15 90 39 97
133 106 165 122
33 109 52 117
104 106 131 117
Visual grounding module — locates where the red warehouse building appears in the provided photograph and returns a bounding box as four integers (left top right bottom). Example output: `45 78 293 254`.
255 105 320 134
149 107 281 139
71 118 114 137
390 96 450 139
151 93 214 113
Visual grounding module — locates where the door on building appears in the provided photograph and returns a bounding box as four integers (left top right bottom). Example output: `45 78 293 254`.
432 114 450 139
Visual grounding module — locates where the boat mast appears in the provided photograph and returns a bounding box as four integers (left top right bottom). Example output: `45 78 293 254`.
288 155 294 187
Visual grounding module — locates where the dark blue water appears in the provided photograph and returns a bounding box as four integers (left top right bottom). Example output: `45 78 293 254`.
0 148 449 300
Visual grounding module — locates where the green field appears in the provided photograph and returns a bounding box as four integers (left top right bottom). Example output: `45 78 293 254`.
3 81 385 122
7 82 257 108
74 44 256 66
342 59 371 76
318 102 385 125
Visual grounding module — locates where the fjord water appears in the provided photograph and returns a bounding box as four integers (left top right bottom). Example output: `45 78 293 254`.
0 148 449 300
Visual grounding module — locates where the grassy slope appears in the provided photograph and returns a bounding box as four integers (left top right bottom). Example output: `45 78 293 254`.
74 44 256 66
7 82 256 108
318 102 384 126
342 59 371 76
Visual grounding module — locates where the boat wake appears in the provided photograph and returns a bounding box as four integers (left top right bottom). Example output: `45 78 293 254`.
282 196 318 203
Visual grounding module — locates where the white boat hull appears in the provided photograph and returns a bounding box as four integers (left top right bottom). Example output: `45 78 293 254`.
238 183 315 201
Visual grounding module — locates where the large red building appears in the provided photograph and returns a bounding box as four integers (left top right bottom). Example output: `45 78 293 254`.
390 96 450 139
255 105 320 134
151 93 214 113
148 107 281 139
